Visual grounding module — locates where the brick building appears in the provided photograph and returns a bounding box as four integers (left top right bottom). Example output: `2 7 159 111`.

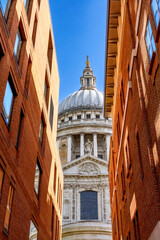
104 0 160 239
0 0 63 239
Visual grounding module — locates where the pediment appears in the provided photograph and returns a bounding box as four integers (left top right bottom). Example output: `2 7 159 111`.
62 154 108 176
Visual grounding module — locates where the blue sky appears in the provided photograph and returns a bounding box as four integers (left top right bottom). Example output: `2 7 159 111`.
49 0 107 103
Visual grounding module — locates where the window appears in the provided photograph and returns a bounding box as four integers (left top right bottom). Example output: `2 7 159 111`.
120 80 125 115
39 117 44 145
43 71 49 108
0 42 4 60
1 0 12 20
51 205 55 238
76 155 80 158
77 115 81 120
136 132 144 178
14 28 23 62
98 154 103 159
61 119 64 123
47 31 53 72
121 164 126 199
87 78 89 85
124 135 131 172
96 114 100 119
117 114 121 145
43 81 47 101
34 161 41 197
127 231 131 240
24 0 30 13
151 0 160 27
69 116 72 121
53 164 57 193
24 56 32 95
49 96 54 130
4 184 14 233
32 13 38 46
145 20 156 60
86 114 90 119
0 165 4 198
133 211 140 240
29 220 38 240
2 75 16 126
15 109 24 149
80 191 98 220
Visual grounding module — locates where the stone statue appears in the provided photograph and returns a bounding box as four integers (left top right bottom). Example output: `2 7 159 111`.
84 139 93 154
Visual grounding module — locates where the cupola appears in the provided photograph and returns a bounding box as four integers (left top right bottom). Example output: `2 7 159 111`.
80 56 96 90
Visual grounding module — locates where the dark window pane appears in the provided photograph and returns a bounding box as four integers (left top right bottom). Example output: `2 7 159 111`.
49 97 54 130
80 191 98 220
16 109 24 148
43 81 47 102
47 31 53 72
0 165 4 198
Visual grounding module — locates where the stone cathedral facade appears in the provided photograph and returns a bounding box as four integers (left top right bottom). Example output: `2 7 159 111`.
57 57 112 240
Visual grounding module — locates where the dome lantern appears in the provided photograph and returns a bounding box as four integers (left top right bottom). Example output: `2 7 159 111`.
80 56 96 90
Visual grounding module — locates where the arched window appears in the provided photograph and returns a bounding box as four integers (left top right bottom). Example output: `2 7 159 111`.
80 191 98 220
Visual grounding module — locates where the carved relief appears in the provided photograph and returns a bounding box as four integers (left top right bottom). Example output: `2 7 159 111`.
78 162 99 175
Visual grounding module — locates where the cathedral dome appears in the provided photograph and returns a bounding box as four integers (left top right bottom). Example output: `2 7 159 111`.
58 56 103 116
58 88 103 115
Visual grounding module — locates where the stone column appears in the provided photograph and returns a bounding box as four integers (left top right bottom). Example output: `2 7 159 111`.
93 133 97 157
67 135 72 162
106 134 110 161
82 112 85 119
56 139 60 152
80 133 84 157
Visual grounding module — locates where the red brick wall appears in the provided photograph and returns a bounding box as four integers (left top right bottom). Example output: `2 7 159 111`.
0 0 62 239
107 0 160 239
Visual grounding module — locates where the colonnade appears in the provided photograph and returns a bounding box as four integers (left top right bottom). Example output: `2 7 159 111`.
57 133 110 162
